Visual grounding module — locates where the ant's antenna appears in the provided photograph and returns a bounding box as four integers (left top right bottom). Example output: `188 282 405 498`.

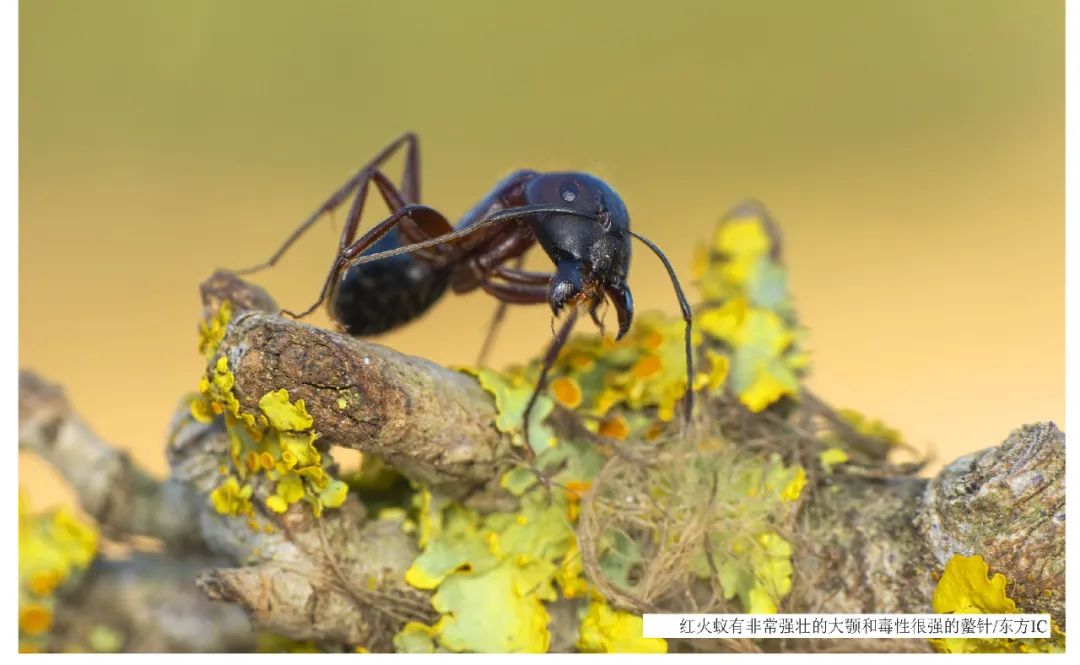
629 229 694 426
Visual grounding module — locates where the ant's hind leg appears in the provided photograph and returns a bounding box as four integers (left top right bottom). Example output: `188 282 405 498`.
279 148 448 322
235 132 421 275
282 200 455 321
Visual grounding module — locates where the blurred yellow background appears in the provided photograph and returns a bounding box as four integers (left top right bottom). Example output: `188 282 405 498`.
20 0 1063 508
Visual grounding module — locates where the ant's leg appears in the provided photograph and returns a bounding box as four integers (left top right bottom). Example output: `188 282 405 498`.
475 257 533 367
476 301 509 368
522 308 579 460
342 167 449 266
236 133 420 274
282 161 451 320
490 265 552 285
476 277 549 304
588 297 608 337
400 132 421 204
283 202 454 320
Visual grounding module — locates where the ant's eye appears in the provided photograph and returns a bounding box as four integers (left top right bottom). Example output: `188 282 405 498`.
559 184 577 203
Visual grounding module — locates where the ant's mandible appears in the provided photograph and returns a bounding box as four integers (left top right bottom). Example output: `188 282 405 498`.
236 133 694 453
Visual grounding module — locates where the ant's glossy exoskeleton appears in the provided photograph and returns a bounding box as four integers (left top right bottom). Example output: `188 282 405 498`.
236 133 693 457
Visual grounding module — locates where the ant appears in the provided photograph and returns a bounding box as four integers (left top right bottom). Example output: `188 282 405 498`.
236 133 694 460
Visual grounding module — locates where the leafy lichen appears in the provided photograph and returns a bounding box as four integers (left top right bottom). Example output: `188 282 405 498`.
401 487 580 652
694 206 807 412
577 595 667 653
930 554 1065 653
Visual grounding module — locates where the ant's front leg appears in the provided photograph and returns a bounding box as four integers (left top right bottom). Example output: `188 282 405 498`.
514 307 580 499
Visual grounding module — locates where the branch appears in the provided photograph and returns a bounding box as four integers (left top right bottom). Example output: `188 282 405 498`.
220 313 510 495
197 514 434 651
51 553 257 653
18 370 205 550
783 422 1064 651
19 269 1064 653
203 271 514 498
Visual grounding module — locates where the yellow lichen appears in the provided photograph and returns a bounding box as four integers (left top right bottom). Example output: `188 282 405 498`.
577 596 667 653
930 554 1064 653
192 306 349 521
404 490 578 652
19 492 99 647
258 389 314 431
694 207 806 413
210 476 254 516
198 300 233 360
380 205 919 653
459 366 558 455
818 447 849 473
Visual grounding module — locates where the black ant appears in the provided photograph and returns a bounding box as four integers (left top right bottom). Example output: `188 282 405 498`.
236 133 694 459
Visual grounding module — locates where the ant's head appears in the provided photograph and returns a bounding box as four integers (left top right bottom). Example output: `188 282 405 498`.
524 172 634 339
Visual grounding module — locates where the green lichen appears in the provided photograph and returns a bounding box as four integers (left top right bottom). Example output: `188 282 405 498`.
648 450 806 614
401 485 582 652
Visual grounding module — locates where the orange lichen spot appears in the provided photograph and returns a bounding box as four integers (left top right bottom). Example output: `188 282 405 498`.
644 422 665 441
567 351 595 370
28 570 62 597
598 415 629 440
19 604 52 636
564 481 591 500
632 355 663 379
551 377 583 408
642 331 665 351
567 501 581 522
259 452 275 471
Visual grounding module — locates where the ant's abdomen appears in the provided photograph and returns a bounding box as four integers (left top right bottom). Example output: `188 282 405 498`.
329 228 450 336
